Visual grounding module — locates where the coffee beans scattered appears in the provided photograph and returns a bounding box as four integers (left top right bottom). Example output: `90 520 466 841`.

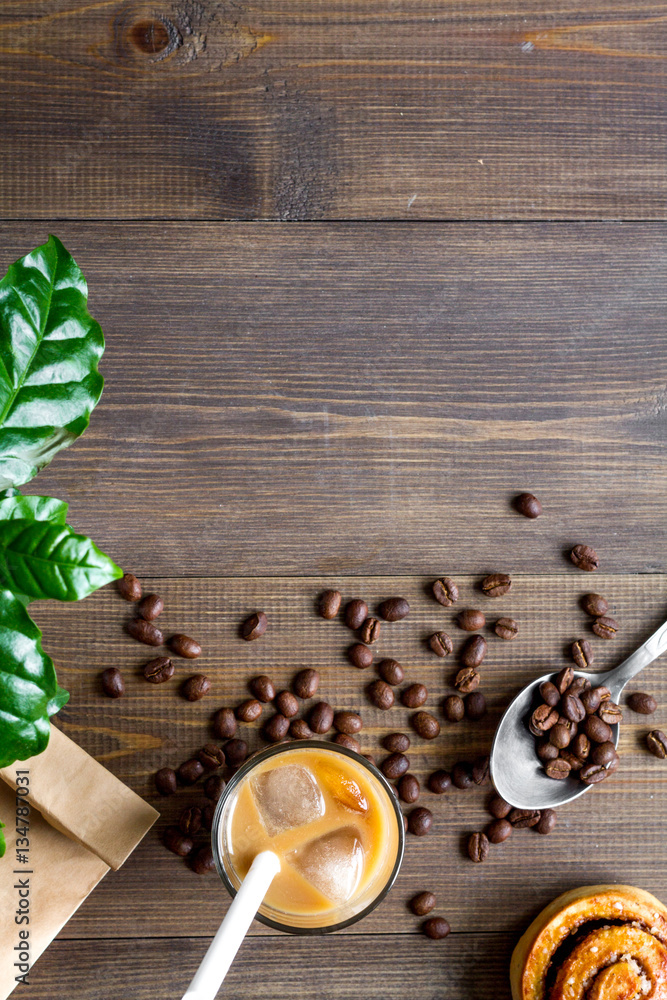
127 619 163 646
488 794 511 819
118 572 142 601
428 631 453 657
486 818 512 843
377 658 404 685
381 753 410 780
179 805 202 837
647 730 667 759
378 597 410 622
359 617 382 644
197 743 225 770
290 718 314 740
508 808 540 829
293 668 320 699
443 694 465 722
570 544 599 572
432 578 459 607
383 732 410 753
571 640 594 669
236 699 262 722
451 761 473 790
495 617 518 640
422 916 450 939
263 713 290 742
461 634 487 668
627 692 657 715
308 702 334 734
454 667 480 694
241 612 267 641
138 593 164 621
224 739 248 767
481 573 512 598
401 683 428 708
182 674 210 702
101 667 125 698
318 590 342 619
275 691 299 718
163 827 193 857
143 657 174 684
191 845 216 875
411 711 440 740
250 675 276 702
515 493 542 518
367 680 395 710
349 643 373 668
581 593 608 617
592 615 619 639
212 708 237 740
344 599 368 630
155 767 177 796
204 775 226 801
458 609 485 631
465 692 486 721
535 810 557 835
333 733 361 752
427 770 451 794
178 758 204 785
170 634 202 658
410 891 436 916
398 774 420 803
334 711 363 735
408 807 433 836
467 832 489 862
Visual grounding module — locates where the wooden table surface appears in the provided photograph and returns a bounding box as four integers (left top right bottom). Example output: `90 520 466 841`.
1 0 666 996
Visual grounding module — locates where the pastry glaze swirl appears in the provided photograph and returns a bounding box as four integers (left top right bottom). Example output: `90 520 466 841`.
510 885 667 1000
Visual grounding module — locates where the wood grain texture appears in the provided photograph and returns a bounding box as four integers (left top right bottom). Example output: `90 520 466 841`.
1 222 666 577
1 0 666 219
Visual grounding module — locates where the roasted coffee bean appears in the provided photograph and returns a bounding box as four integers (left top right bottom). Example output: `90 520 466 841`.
508 808 541 829
461 635 487 668
486 818 512 843
568 677 591 698
598 701 623 725
101 667 125 698
590 741 618 767
181 674 211 701
481 573 512 598
515 492 542 518
191 845 216 875
455 667 480 694
451 761 473 790
537 739 560 762
293 668 320 699
628 692 657 715
561 693 586 724
197 743 225 771
309 702 334 734
646 730 667 759
597 686 612 701
204 774 226 801
570 544 599 572
345 599 368 630
427 770 451 794
275 691 299 718
471 755 490 785
535 809 557 835
580 687 602 715
118 572 142 601
398 773 420 803
178 759 204 785
495 617 519 640
170 634 202 658
422 917 450 939
263 713 290 742
381 753 410 780
429 631 454 657
334 711 363 735
402 683 428 708
443 694 465 722
554 667 574 694
212 708 237 740
290 718 314 740
318 589 342 619
241 612 267 641
592 615 619 640
363 754 377 766
383 732 411 753
488 794 512 819
458 609 485 631
559 750 583 773
558 717 578 740
138 593 164 621
571 640 594 670
359 617 382 644
223 739 248 767
582 593 609 617
333 733 361 753
179 805 202 837
580 762 612 784
201 802 215 830
349 643 373 668
155 767 177 796
467 832 489 862
367 679 395 710
539 681 560 707
163 827 193 857
412 711 441 740
583 715 612 744
433 577 459 607
128 618 164 646
408 807 433 837
377 658 405 685
465 691 487 721
250 675 276 703
545 758 571 780
236 699 263 723
572 733 591 760
410 891 436 916
142 656 174 684
530 704 559 734
378 597 410 622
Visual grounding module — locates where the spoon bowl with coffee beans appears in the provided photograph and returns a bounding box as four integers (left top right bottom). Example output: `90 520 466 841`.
490 618 667 810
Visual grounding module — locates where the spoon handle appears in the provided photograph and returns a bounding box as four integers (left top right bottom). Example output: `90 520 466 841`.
606 618 667 695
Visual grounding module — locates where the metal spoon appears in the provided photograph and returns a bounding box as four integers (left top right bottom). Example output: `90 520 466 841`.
490 618 667 810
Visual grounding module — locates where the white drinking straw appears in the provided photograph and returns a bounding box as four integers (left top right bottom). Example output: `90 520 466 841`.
181 850 281 1000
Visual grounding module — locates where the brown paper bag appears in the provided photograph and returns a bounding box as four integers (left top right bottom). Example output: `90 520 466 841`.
0 725 158 998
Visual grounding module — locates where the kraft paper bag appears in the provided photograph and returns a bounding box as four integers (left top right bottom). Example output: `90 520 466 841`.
0 725 158 998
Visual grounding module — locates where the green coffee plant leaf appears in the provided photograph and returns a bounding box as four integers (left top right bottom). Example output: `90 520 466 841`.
0 519 122 602
0 492 68 524
0 821 5 858
0 235 105 488
0 589 69 769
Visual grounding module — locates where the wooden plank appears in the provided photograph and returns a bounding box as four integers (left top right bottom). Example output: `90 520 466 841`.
15 932 515 1000
0 1 665 219
1 222 666 577
28 573 667 942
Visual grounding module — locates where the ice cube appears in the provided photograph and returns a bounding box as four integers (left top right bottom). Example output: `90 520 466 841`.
290 827 364 903
251 764 325 836
318 763 369 814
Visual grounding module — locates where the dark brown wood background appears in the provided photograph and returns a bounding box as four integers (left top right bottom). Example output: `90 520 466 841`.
1 0 666 995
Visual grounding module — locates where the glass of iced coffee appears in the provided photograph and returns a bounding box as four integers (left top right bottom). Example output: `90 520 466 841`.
211 741 405 933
